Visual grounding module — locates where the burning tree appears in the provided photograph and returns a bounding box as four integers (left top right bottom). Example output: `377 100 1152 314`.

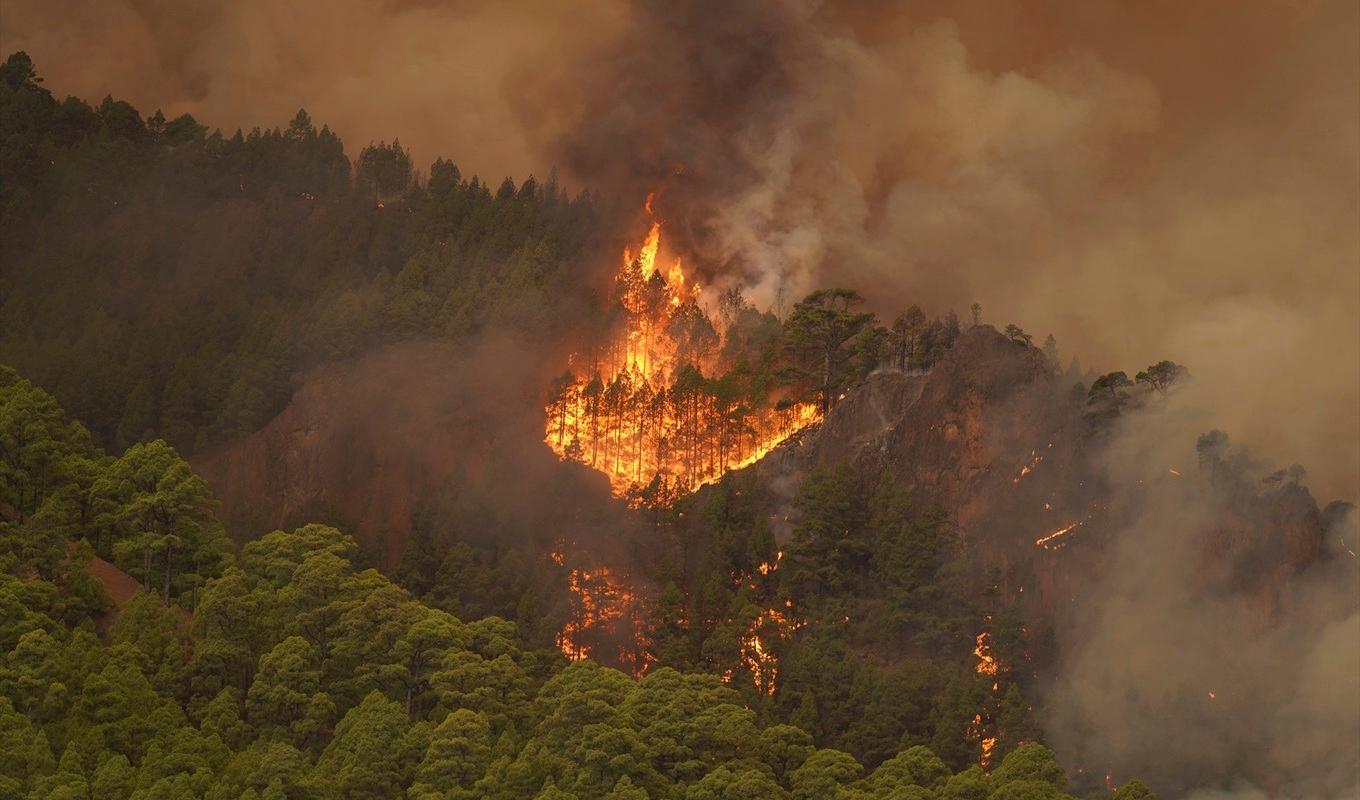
543 204 822 497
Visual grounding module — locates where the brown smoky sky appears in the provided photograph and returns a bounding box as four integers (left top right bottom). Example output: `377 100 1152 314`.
3 0 1356 499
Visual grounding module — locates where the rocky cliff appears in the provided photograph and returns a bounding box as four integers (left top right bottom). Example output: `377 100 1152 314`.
745 324 1339 629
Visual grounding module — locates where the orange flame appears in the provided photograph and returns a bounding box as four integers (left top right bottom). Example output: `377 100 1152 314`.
757 550 783 576
554 558 649 672
1012 449 1046 484
969 713 998 768
730 606 803 695
1035 501 1108 550
970 626 1006 768
974 632 999 677
545 197 821 497
1035 520 1083 549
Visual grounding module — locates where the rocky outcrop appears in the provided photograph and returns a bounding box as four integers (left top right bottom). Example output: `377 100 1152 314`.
754 325 1083 539
745 324 1338 627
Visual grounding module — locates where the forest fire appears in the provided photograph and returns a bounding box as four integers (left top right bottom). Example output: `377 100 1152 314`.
1012 443 1053 484
974 631 999 686
544 198 821 497
1035 521 1083 550
734 605 802 695
1035 501 1109 550
968 713 998 768
552 551 648 671
970 625 1004 767
757 550 783 575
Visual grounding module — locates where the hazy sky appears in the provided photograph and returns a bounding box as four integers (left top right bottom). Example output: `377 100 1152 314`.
4 0 1356 498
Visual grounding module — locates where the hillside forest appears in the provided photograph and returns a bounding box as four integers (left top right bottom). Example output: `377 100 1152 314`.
2 49 1313 800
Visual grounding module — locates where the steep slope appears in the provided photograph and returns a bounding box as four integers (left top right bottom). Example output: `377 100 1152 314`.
749 324 1338 626
746 324 1354 792
191 320 1354 792
196 342 475 563
756 325 1076 525
199 323 1338 611
195 335 624 567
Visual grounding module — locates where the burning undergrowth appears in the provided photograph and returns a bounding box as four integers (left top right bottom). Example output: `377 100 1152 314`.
534 193 826 673
704 324 1358 791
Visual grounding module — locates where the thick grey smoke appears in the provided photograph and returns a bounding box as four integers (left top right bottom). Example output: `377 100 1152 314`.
0 0 627 184
1045 397 1360 798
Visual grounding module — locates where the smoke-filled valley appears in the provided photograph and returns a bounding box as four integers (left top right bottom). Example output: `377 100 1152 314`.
1 3 1357 799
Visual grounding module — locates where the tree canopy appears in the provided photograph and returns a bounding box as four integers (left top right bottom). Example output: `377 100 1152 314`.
0 359 1107 799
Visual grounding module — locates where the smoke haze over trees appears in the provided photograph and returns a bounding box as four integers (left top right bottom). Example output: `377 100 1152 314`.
1 3 1357 798
4 0 1352 496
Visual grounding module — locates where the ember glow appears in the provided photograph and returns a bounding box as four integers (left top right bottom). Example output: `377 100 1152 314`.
1035 521 1084 550
974 631 999 681
970 626 1005 768
1035 501 1109 550
757 550 783 576
968 713 998 769
733 604 802 696
545 199 821 496
1012 443 1053 485
552 551 648 672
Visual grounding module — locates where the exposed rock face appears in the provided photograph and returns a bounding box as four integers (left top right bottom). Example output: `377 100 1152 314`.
198 343 464 564
748 325 1336 627
756 325 1084 539
195 335 623 568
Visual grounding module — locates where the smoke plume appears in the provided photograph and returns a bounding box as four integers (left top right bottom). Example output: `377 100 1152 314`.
515 0 1359 501
4 0 1355 494
6 2 1358 794
1045 395 1360 798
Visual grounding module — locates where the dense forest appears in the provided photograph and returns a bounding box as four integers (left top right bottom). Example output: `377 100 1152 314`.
0 51 1173 799
0 366 1163 799
0 51 600 457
